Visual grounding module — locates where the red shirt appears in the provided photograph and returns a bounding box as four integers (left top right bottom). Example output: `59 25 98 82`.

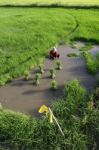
50 50 57 58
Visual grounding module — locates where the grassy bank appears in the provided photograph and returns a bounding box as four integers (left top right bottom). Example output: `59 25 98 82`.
0 8 99 85
0 80 99 149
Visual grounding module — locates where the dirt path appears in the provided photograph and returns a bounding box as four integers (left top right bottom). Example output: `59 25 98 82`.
0 45 98 117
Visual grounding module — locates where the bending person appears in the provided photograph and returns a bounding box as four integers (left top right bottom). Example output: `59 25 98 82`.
50 47 60 59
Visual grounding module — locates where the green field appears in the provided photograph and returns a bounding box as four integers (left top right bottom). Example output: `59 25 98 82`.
0 8 99 85
0 3 99 149
0 0 99 6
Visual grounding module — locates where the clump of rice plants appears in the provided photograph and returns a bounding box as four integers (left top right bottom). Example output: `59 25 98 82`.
70 42 81 49
50 68 56 79
67 53 79 58
51 80 58 90
64 79 86 99
56 60 62 70
79 43 93 51
39 64 45 74
82 51 98 74
34 73 41 85
23 70 30 81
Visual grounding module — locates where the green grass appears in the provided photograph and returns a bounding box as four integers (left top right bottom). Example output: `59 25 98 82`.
82 51 99 74
0 8 99 85
0 0 99 6
0 5 99 149
0 80 99 149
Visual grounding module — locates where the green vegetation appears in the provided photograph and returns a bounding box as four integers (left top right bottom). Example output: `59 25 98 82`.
79 43 93 51
83 51 99 74
0 8 99 85
0 80 99 149
39 64 45 74
23 70 30 80
70 42 93 51
93 86 99 109
0 0 99 6
51 80 58 90
0 1 99 149
70 42 82 49
67 53 79 57
34 73 41 85
0 74 12 86
50 68 56 79
56 60 62 70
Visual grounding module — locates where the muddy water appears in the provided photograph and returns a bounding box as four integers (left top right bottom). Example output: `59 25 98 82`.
0 45 99 116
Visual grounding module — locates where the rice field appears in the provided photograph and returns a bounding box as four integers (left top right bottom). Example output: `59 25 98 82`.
0 1 99 149
0 8 99 85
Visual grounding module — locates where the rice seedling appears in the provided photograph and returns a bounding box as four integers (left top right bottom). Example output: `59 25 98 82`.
23 70 30 81
51 80 58 90
50 68 56 79
56 60 62 70
39 64 45 74
34 73 41 85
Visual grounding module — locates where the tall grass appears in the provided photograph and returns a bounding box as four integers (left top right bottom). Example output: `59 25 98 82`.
0 80 99 149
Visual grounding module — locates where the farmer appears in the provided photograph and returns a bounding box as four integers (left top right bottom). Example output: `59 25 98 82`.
50 47 60 59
